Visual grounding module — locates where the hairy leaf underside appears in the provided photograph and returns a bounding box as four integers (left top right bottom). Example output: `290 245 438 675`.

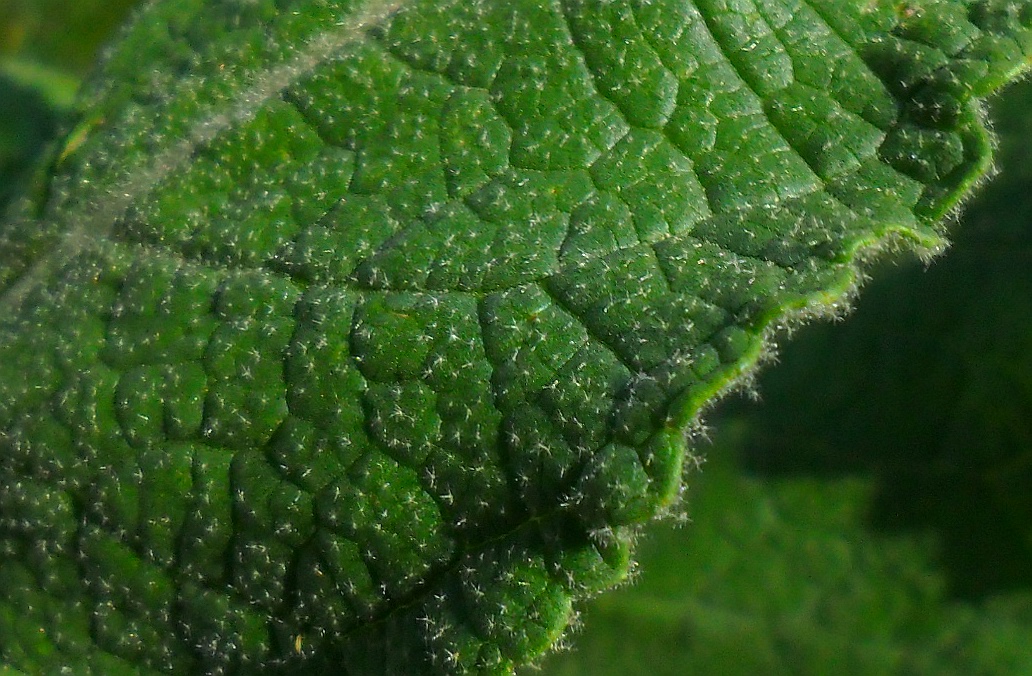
0 0 1029 673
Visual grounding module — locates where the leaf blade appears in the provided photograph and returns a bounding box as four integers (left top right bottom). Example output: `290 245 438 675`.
1 0 1030 672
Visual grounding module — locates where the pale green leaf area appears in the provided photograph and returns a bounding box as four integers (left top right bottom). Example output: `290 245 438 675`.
540 77 1032 675
0 1 1031 674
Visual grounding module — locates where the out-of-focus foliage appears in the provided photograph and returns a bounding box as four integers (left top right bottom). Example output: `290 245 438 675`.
539 79 1032 674
0 0 140 74
0 74 59 211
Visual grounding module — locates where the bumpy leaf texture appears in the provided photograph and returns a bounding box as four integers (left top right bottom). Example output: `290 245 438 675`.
0 0 1029 673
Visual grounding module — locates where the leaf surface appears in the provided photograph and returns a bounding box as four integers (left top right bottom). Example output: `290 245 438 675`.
0 0 1030 673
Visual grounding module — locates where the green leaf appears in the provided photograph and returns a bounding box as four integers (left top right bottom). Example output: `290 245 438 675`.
0 0 1030 673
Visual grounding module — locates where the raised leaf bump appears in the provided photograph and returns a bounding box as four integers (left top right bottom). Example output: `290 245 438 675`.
1 0 1031 673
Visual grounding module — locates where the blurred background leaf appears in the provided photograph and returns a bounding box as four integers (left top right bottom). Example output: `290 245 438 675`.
0 72 62 210
0 0 139 74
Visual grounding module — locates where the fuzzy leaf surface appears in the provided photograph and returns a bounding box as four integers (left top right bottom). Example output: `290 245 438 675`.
0 0 1030 673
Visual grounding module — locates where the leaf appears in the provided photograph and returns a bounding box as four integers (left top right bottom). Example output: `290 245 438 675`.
0 0 1030 673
